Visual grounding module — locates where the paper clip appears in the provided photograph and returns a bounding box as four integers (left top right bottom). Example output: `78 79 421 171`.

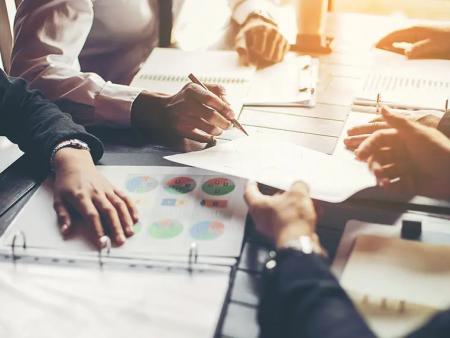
98 236 111 267
11 231 27 261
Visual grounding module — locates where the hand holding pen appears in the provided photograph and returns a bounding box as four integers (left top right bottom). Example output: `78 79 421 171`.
188 73 249 136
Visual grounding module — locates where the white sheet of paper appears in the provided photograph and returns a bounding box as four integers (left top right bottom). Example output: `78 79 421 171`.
245 55 317 106
1 166 247 259
333 111 373 159
0 261 229 338
165 135 376 203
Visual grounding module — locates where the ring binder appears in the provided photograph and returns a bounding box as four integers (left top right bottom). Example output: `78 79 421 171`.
11 231 27 261
188 242 198 272
98 236 111 267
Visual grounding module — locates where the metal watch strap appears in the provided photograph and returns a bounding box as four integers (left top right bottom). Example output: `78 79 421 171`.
50 139 91 171
280 235 328 258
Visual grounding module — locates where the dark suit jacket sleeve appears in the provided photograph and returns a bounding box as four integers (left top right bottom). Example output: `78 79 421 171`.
260 249 450 338
0 71 103 165
259 249 376 338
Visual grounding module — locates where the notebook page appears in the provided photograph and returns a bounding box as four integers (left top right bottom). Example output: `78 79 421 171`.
131 48 255 115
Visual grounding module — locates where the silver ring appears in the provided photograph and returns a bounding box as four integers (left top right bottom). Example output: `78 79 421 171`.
98 236 111 267
11 231 27 261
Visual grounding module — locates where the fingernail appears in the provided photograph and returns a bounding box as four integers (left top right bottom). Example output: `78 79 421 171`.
99 235 108 248
116 235 126 245
126 227 135 236
61 224 69 234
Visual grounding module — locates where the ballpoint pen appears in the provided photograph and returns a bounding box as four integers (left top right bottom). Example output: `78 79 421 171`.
376 93 381 114
188 73 249 136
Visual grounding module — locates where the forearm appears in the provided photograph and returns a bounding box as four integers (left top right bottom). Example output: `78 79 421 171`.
260 250 375 338
11 0 141 128
0 72 103 164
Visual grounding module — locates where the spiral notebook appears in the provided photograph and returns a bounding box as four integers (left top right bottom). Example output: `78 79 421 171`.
131 48 255 117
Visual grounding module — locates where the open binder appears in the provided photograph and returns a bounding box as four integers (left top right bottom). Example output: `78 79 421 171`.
1 230 230 273
1 166 248 267
0 231 232 338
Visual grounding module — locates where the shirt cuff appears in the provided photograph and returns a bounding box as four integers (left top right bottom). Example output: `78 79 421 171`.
95 82 143 128
232 0 273 25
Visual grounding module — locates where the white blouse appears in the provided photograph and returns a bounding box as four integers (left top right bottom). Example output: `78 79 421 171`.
10 0 270 128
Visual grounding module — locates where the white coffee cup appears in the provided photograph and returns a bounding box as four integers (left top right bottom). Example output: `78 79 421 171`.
296 0 329 36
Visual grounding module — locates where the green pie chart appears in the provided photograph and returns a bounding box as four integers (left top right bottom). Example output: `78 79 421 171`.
148 219 183 239
202 178 235 196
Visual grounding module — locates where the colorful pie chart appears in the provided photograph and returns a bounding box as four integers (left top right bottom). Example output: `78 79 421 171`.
202 178 235 196
190 221 224 240
148 219 183 239
126 175 158 193
164 176 196 194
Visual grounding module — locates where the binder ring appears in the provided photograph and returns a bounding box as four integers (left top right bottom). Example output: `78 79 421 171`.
188 242 198 271
11 231 27 260
98 236 111 267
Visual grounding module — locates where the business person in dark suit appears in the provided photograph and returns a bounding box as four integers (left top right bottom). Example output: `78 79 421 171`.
243 108 450 338
0 70 138 248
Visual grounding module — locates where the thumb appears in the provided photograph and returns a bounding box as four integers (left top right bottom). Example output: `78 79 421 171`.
406 39 437 59
237 46 250 66
381 106 415 132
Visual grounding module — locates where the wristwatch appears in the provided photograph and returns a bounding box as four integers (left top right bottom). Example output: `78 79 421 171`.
50 139 91 171
281 235 326 256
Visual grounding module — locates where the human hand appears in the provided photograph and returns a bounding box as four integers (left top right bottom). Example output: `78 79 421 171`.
131 84 234 143
376 26 450 59
344 110 441 150
52 148 139 248
244 181 317 249
236 16 289 67
355 106 450 199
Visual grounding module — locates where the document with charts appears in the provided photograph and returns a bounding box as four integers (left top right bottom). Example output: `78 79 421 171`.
354 59 450 111
1 166 247 259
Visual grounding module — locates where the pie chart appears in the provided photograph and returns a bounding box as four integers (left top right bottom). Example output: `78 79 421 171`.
190 221 224 240
126 175 158 193
202 178 235 196
148 219 184 239
164 176 196 194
